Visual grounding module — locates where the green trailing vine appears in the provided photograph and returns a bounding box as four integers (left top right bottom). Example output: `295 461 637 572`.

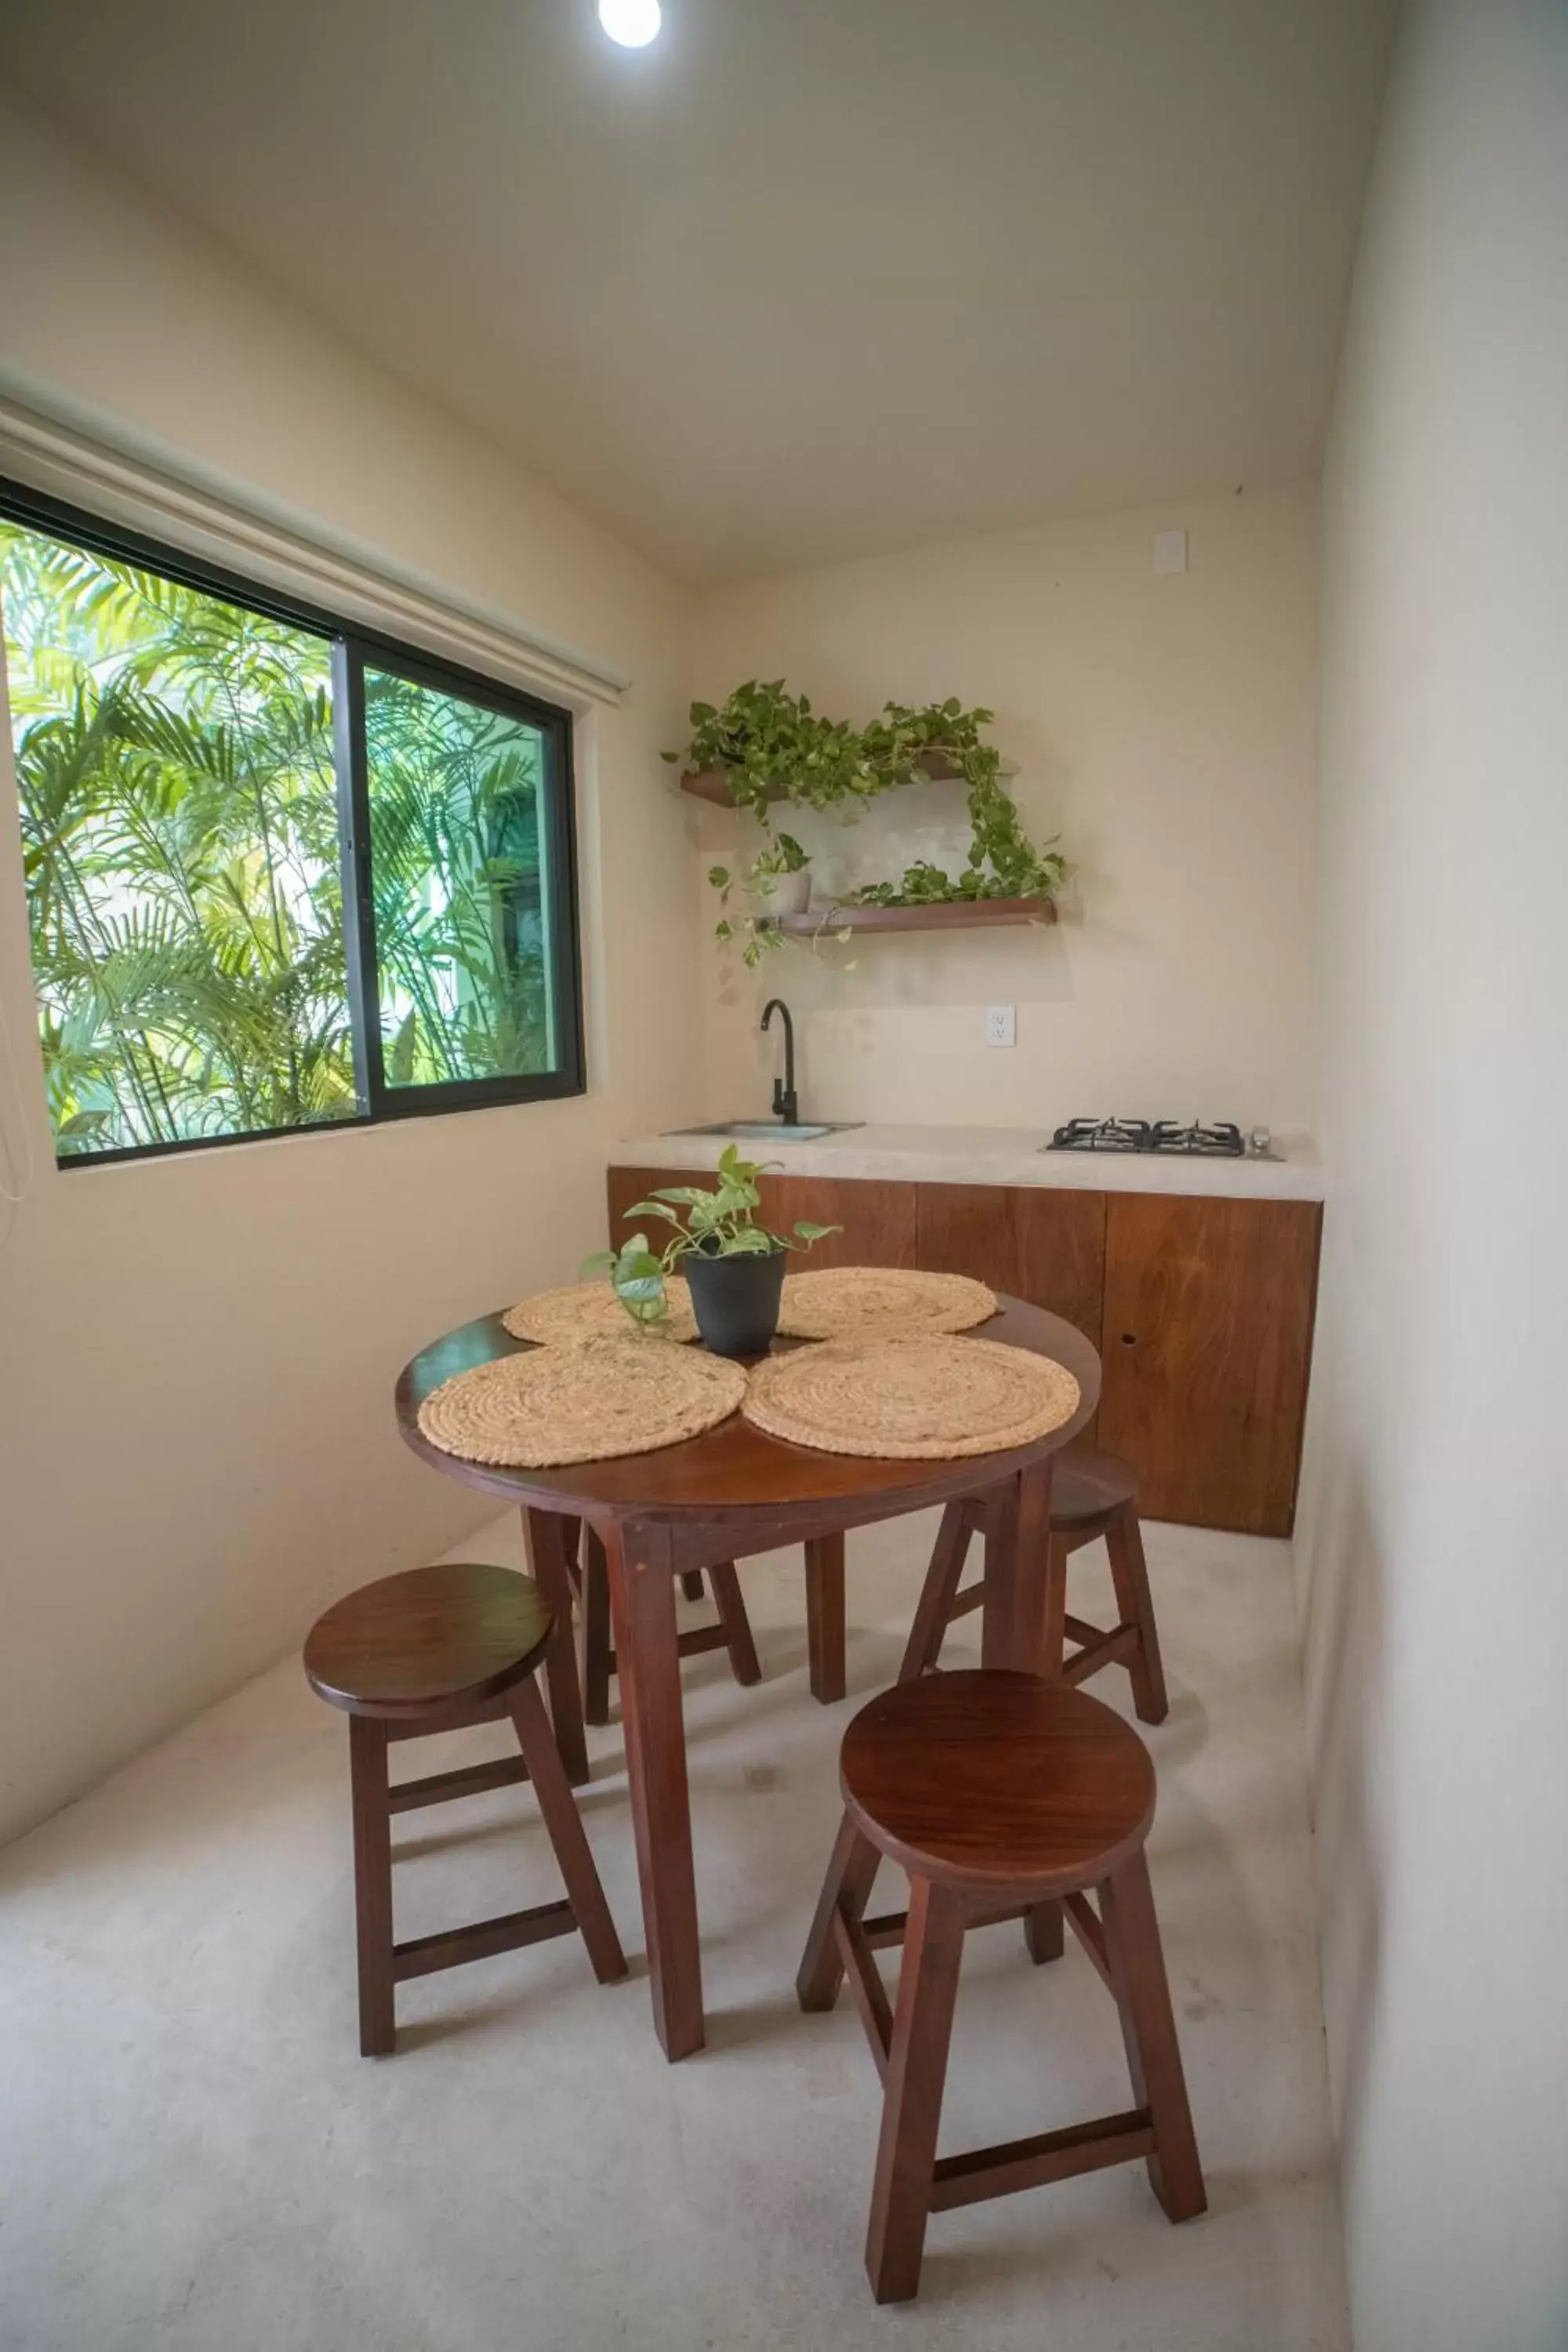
665 681 1067 966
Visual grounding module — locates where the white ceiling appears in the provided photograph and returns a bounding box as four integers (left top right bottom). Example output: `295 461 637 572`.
2 0 1397 584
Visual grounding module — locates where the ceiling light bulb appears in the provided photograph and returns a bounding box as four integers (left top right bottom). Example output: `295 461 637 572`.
599 0 661 45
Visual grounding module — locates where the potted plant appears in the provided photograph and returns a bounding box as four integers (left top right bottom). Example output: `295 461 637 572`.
584 1145 837 1357
666 680 1067 966
752 830 811 917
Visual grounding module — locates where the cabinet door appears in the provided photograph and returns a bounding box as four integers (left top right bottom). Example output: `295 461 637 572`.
1098 1194 1321 1536
605 1167 916 1269
915 1184 1105 1351
758 1174 918 1269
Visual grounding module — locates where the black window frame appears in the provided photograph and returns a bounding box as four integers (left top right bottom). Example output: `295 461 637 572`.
0 473 586 1170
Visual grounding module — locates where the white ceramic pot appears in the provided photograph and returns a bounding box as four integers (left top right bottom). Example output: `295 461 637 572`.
764 867 812 916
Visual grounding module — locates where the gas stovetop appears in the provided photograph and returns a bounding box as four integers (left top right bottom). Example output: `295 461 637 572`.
1045 1118 1262 1158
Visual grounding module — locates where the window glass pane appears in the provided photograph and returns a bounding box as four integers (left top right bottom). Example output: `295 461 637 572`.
362 665 557 1089
0 519 355 1158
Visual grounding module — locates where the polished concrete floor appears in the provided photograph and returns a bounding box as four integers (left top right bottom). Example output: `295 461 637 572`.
2 1511 1349 2352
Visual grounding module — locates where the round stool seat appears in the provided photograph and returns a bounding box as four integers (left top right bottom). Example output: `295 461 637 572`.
304 1562 554 1719
841 1669 1155 1897
1050 1439 1137 1530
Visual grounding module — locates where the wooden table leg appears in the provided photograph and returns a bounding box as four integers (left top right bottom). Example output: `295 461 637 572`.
980 1459 1058 1675
804 1532 846 1704
978 1475 1019 1671
981 1460 1064 1958
606 1517 704 2061
579 1527 613 1728
522 1508 590 1788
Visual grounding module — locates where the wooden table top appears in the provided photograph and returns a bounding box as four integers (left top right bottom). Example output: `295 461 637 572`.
395 1294 1102 1526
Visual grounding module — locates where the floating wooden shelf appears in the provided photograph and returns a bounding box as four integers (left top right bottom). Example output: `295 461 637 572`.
771 896 1056 935
680 750 1018 808
681 767 782 807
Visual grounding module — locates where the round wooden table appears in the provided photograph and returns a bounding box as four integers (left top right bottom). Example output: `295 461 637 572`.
396 1295 1101 2060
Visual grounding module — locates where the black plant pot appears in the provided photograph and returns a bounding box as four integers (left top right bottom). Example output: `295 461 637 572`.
683 1246 787 1359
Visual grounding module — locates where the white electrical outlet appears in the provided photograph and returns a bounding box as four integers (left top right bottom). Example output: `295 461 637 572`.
985 1004 1016 1048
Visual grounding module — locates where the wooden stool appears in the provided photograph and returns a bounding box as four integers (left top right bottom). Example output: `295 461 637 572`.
797 1669 1204 2303
892 1440 1167 1720
304 1562 626 2055
564 1519 762 1727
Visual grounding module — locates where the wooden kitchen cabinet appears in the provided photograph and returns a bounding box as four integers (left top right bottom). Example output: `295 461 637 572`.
1098 1194 1322 1537
604 1165 1319 1536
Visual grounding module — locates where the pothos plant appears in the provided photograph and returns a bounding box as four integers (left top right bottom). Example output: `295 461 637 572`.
582 1145 838 1330
664 680 1068 965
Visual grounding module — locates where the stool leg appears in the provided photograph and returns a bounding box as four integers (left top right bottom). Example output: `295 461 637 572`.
579 1528 613 1727
1024 1898 1065 1964
706 1560 763 1687
897 1501 973 1683
505 1675 627 1985
797 1811 881 2011
523 1509 591 1786
558 1513 583 1583
804 1533 846 1704
1099 1851 1206 2223
1105 1506 1169 1725
866 1875 966 2304
347 1715 396 2058
679 1570 706 1602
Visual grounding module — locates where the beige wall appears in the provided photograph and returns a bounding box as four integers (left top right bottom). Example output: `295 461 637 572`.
0 102 699 1844
1298 3 1568 2345
691 487 1319 1136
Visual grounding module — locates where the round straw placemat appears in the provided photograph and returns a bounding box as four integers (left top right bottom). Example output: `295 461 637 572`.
502 1276 697 1346
776 1265 997 1340
743 1334 1079 1460
418 1334 744 1468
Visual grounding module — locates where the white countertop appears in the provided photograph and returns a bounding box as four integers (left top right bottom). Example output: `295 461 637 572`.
611 1122 1325 1202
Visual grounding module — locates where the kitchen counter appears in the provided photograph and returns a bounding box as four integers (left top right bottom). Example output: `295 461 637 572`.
611 1122 1324 1202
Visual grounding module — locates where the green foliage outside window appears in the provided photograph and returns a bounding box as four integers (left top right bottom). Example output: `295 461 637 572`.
2 523 350 1156
364 666 554 1091
0 517 562 1160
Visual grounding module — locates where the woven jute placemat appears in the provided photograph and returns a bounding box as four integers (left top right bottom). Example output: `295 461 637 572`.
776 1265 998 1340
743 1333 1079 1460
418 1334 745 1468
502 1276 697 1347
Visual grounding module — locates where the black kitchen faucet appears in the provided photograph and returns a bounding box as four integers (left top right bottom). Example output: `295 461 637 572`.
760 998 797 1125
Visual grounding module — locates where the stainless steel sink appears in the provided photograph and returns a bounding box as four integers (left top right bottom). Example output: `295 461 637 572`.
664 1120 864 1143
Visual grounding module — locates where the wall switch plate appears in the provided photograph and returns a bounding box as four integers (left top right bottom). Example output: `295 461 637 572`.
1153 528 1189 575
985 1004 1016 1048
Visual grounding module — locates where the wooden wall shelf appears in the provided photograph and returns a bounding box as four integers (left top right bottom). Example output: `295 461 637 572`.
771 896 1056 935
680 750 1018 808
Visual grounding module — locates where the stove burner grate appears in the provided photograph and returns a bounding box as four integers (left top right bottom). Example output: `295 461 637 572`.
1047 1118 1247 1158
